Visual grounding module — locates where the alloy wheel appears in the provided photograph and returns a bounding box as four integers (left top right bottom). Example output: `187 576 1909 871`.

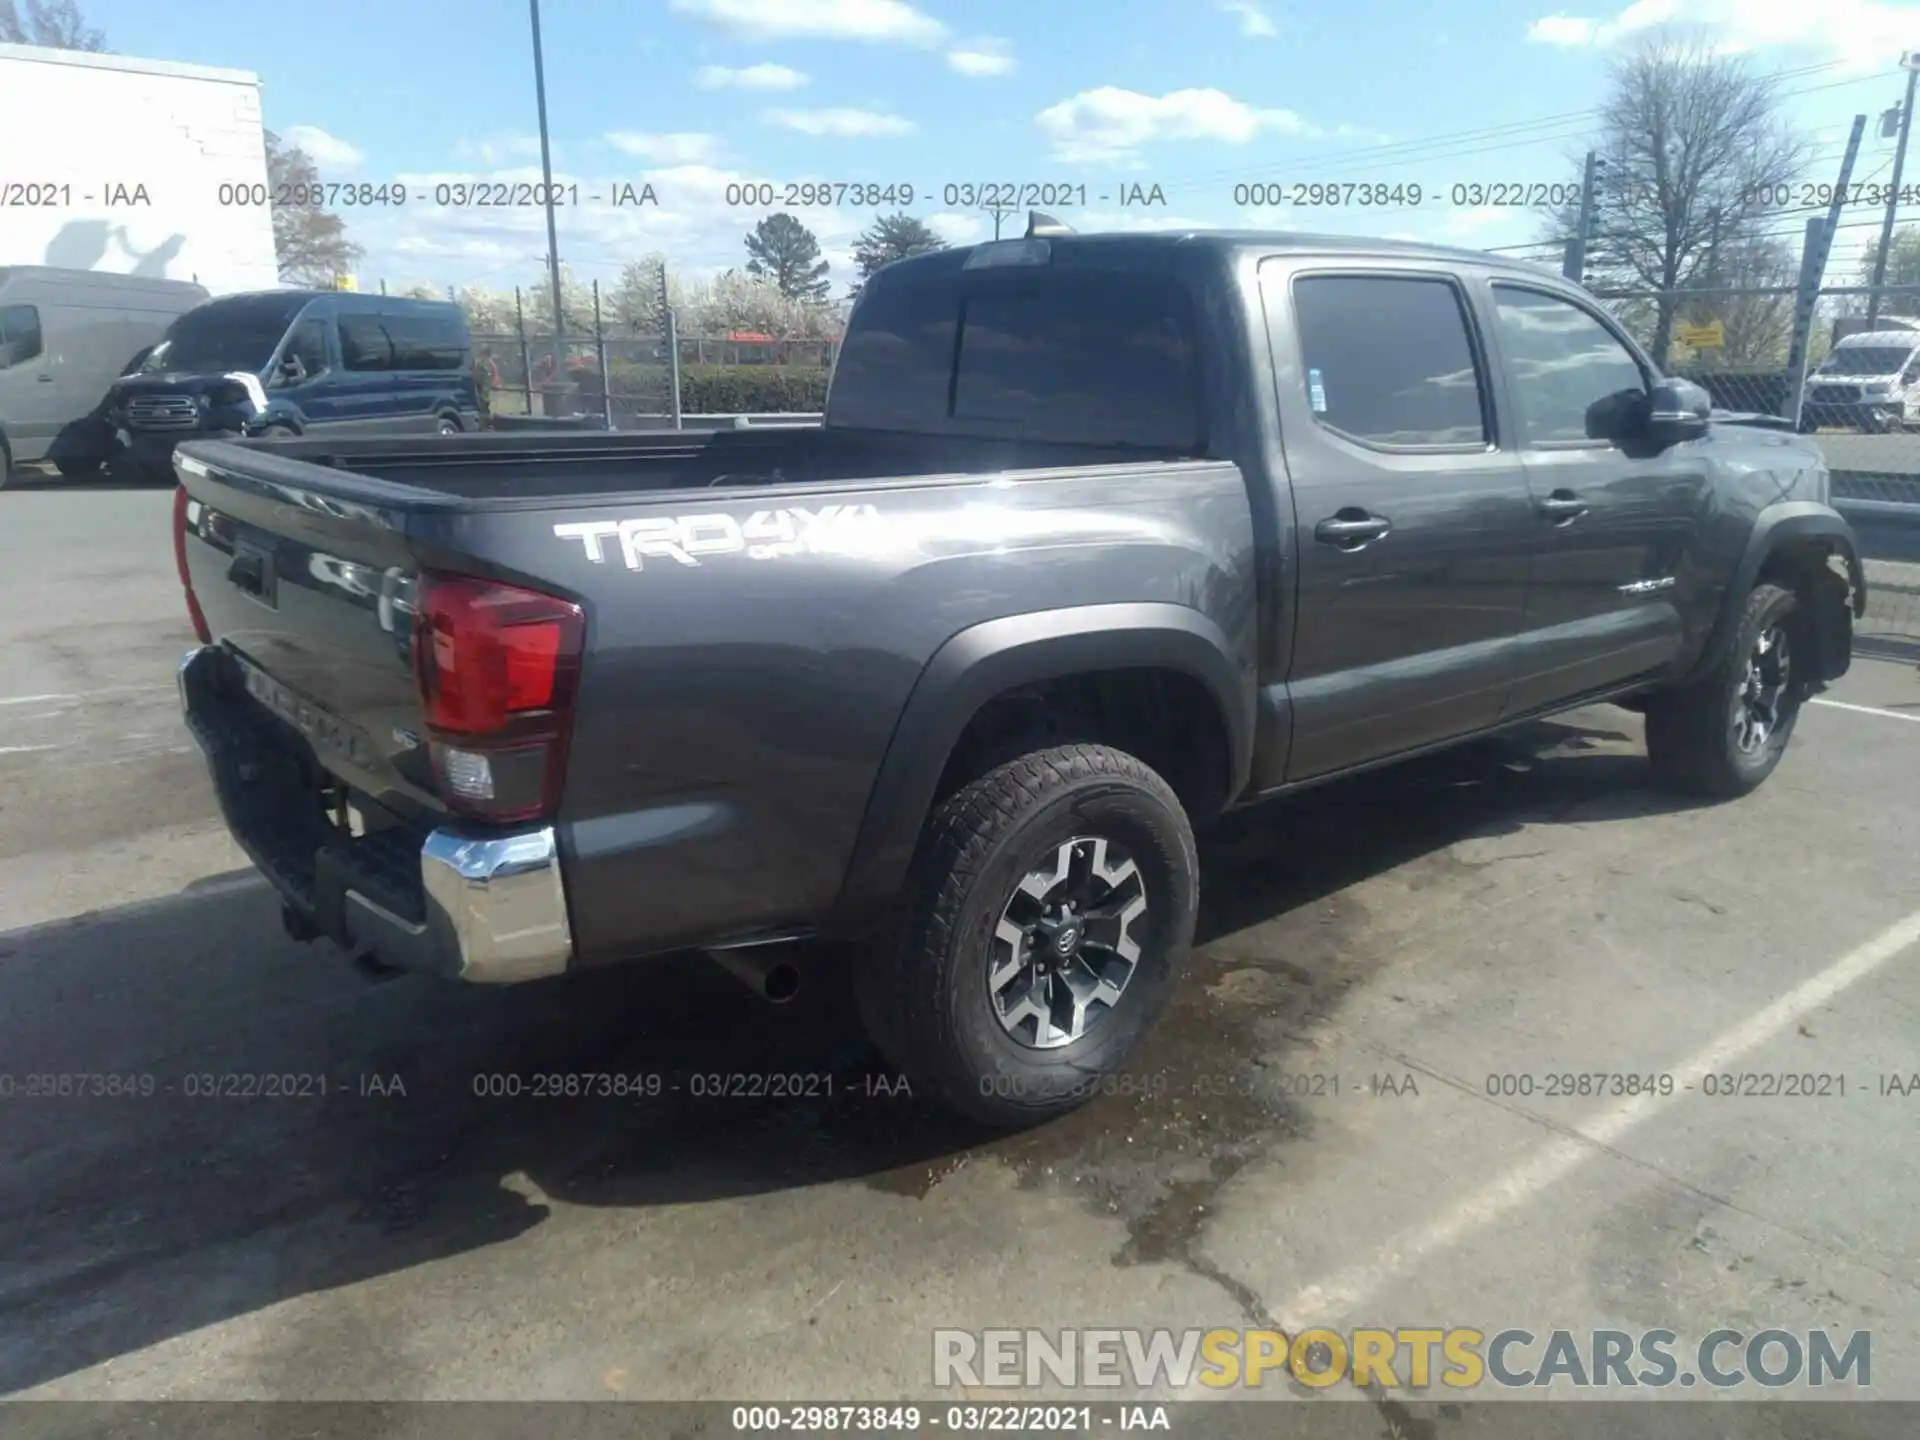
1731 622 1792 757
988 835 1149 1050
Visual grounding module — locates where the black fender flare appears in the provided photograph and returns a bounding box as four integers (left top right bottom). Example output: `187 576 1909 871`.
830 602 1255 925
1693 502 1865 681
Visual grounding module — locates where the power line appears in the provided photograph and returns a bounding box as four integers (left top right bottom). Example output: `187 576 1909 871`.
1137 60 1884 215
1143 59 1860 200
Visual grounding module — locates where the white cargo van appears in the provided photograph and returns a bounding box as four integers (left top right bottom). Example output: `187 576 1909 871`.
0 266 208 487
1801 324 1920 433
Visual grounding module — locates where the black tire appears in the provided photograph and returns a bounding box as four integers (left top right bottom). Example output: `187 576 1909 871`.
1645 582 1807 799
0 441 11 491
259 424 298 439
436 414 462 435
856 743 1199 1129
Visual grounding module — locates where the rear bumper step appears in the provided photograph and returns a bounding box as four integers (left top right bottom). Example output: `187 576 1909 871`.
178 645 573 984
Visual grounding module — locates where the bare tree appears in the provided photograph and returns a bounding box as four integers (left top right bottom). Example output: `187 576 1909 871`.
1709 236 1798 365
0 0 107 49
1547 29 1809 365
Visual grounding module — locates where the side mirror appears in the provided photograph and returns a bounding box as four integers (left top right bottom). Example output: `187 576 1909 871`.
1645 376 1710 443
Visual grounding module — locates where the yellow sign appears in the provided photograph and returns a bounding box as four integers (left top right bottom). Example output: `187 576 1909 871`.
1676 320 1724 349
333 274 358 292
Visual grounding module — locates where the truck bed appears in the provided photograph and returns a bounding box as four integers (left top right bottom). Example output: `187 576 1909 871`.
172 427 1254 967
237 425 1193 501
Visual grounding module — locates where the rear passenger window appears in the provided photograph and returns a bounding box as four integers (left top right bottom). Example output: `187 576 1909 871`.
952 278 1200 449
387 312 467 371
0 304 42 370
1290 275 1487 447
338 314 395 372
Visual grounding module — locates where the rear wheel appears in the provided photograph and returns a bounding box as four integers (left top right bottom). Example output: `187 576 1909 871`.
0 440 11 490
259 424 297 439
856 743 1198 1128
436 414 462 435
1645 582 1806 799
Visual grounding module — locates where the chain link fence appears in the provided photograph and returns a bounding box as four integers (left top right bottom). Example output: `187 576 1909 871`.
420 278 838 432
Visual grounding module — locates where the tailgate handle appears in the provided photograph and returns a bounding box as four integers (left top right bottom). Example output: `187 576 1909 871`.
229 546 274 602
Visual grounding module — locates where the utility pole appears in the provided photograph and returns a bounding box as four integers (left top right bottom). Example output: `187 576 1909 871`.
1867 53 1920 329
591 279 612 430
985 203 1017 240
659 262 682 430
1563 150 1601 284
529 0 566 396
1782 113 1869 425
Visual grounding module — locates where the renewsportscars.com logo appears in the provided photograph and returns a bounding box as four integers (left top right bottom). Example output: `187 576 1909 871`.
932 1327 1872 1391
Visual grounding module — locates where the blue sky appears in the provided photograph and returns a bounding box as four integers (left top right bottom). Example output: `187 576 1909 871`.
80 0 1920 296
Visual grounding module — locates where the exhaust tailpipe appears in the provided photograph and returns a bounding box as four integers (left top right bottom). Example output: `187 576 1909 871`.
706 944 803 1004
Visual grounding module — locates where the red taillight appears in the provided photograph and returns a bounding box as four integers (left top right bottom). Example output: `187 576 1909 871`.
173 484 213 645
411 571 585 824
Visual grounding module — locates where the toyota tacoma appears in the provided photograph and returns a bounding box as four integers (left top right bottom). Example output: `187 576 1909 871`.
171 224 1866 1127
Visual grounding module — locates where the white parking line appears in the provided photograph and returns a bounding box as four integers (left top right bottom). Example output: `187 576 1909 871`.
0 744 62 755
1273 904 1920 1333
0 684 173 707
1810 697 1920 725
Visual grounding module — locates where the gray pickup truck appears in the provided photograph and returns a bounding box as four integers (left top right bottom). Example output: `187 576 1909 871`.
172 226 1866 1127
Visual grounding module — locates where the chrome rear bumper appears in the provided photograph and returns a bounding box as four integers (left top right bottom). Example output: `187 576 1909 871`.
179 644 573 983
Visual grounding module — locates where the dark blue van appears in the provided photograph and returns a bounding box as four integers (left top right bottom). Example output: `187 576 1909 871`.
107 290 481 480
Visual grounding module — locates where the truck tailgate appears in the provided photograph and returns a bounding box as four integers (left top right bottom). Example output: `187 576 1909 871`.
174 443 447 816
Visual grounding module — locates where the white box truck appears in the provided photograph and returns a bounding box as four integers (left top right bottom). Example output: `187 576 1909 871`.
0 42 279 295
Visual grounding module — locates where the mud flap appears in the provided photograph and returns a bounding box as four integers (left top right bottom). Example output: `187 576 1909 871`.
1806 566 1854 685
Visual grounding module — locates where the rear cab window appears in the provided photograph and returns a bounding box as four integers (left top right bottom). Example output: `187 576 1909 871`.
829 248 1204 450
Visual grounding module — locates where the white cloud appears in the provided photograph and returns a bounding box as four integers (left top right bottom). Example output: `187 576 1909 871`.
1037 87 1314 165
766 107 916 137
1529 14 1599 43
669 0 946 45
1220 0 1279 38
453 135 541 165
695 63 809 89
284 125 364 171
605 132 723 164
947 37 1017 76
1525 0 1915 65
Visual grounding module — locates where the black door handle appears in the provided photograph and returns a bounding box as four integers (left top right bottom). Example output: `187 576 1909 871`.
1314 513 1392 547
36 374 54 383
1537 490 1588 524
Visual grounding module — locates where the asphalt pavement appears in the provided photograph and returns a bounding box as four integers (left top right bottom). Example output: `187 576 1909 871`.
4 471 1920 1430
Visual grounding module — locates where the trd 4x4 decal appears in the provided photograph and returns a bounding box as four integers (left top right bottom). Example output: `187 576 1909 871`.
554 504 884 571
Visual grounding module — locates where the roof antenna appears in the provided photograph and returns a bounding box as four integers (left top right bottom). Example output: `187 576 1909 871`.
1026 210 1074 238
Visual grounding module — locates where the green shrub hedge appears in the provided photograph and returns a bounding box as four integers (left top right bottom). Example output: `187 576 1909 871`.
679 365 830 413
